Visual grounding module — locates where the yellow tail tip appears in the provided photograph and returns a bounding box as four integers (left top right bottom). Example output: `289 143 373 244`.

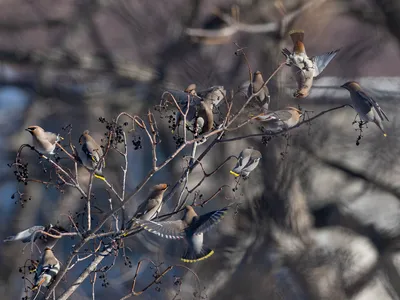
31 286 38 291
94 174 105 181
181 250 214 263
384 133 387 137
230 170 240 177
59 136 64 140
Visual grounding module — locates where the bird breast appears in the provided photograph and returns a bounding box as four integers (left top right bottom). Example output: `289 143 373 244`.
189 233 204 254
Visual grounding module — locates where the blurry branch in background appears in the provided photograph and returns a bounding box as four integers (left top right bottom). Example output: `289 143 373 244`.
185 0 328 42
303 145 400 200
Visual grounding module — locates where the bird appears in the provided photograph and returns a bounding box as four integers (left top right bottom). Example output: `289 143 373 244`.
281 29 340 98
4 225 45 243
32 247 60 290
248 71 270 111
4 224 67 249
253 106 303 131
25 126 62 155
341 81 389 136
79 130 106 181
125 183 169 231
175 98 214 135
230 147 262 179
197 85 226 108
184 84 197 96
136 205 228 263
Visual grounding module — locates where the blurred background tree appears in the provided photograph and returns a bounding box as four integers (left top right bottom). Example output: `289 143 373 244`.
1 0 400 299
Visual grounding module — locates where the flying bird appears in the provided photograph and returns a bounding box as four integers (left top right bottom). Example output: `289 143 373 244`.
248 71 270 111
136 205 228 263
281 29 340 98
341 81 389 136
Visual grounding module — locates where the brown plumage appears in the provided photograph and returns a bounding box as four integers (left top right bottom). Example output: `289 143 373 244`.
254 106 302 130
341 81 389 136
289 29 306 54
79 130 106 180
25 125 61 155
32 247 60 290
126 183 169 231
282 30 340 99
248 71 270 110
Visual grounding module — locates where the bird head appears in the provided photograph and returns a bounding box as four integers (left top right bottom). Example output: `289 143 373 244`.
286 106 303 117
253 70 263 80
153 183 169 191
340 81 361 91
184 84 197 95
79 130 90 145
25 125 43 136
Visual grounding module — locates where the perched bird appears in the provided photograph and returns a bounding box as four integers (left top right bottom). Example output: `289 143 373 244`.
136 205 228 263
248 71 270 111
25 126 62 155
4 225 45 243
253 106 302 130
125 183 169 231
79 130 106 181
175 99 214 135
230 147 262 179
341 81 389 136
281 29 340 98
32 247 60 290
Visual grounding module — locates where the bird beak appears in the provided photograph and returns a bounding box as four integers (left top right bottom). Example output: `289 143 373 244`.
78 135 83 145
25 128 32 132
340 84 346 89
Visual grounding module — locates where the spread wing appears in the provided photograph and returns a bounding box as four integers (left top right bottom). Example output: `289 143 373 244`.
4 226 45 243
136 220 186 239
192 207 228 235
311 49 340 77
356 90 389 121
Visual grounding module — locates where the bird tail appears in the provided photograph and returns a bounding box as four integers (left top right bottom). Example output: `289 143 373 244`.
181 247 214 263
229 170 240 177
94 171 106 181
32 277 46 291
375 120 387 137
289 29 304 43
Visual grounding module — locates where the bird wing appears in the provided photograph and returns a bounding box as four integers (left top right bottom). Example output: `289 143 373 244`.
43 132 59 144
356 90 389 121
134 198 159 218
273 110 293 122
82 141 102 163
232 149 251 172
192 207 228 235
136 220 186 239
311 49 340 77
3 225 45 243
